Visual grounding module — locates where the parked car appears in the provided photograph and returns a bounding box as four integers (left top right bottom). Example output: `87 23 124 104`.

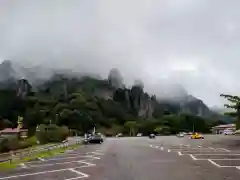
190 133 204 139
177 133 185 138
223 129 234 135
137 133 142 137
149 134 156 139
116 133 123 137
89 134 104 144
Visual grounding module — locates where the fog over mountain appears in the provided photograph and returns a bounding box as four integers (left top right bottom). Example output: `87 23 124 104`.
1 0 240 106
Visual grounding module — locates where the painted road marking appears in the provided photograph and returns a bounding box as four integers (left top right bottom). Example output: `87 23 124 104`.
26 160 84 168
0 168 69 179
189 154 197 160
32 155 98 162
89 152 104 156
38 157 45 161
218 148 231 152
208 159 221 168
68 168 89 179
20 163 27 168
78 160 96 167
0 162 97 180
192 154 240 160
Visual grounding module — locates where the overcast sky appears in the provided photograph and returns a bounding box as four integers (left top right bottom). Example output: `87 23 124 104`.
1 0 240 107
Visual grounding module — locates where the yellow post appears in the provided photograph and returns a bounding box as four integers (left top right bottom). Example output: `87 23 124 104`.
17 116 23 130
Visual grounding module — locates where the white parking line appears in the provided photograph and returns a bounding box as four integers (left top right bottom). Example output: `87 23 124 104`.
78 160 96 167
189 154 197 160
38 157 45 161
33 155 95 162
0 163 96 180
26 160 84 168
20 163 27 168
89 152 104 156
68 168 89 178
208 159 221 167
191 154 240 155
0 168 68 179
85 155 101 160
218 148 231 152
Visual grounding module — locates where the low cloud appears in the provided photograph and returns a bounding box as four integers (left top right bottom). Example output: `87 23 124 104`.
1 0 240 106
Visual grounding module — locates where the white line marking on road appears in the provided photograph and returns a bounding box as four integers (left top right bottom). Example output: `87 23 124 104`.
89 152 104 156
0 164 95 179
78 160 96 167
190 154 240 155
208 159 221 167
218 148 231 152
0 169 67 179
26 160 84 168
85 155 101 160
20 163 27 168
38 157 45 161
167 149 171 152
160 147 164 151
156 146 159 148
68 168 89 178
189 154 197 160
206 159 240 160
33 155 94 162
178 152 183 156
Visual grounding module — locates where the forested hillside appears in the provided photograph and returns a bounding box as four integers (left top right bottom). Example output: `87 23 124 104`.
0 61 228 136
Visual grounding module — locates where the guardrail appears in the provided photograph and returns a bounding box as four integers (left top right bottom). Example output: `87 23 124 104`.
0 139 82 164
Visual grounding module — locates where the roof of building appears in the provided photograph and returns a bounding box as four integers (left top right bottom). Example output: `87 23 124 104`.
212 124 235 129
0 128 27 133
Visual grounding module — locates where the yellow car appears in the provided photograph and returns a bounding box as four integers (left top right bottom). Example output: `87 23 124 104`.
191 133 204 139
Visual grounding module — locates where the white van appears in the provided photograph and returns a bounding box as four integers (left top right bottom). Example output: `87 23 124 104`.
223 129 234 135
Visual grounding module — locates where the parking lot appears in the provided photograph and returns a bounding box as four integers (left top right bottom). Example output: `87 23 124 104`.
1 136 240 180
0 146 104 180
149 136 240 171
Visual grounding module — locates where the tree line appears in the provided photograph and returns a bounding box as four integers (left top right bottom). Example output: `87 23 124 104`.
0 72 225 137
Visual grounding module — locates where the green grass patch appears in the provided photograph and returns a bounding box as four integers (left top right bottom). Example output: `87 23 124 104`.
0 143 81 171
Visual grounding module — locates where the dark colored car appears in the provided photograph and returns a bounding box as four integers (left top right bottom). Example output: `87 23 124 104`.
149 134 156 139
89 134 104 144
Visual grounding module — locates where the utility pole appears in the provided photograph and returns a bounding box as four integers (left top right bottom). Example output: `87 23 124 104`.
192 121 195 133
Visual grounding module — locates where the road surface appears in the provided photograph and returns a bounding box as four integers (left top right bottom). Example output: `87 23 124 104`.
1 135 240 179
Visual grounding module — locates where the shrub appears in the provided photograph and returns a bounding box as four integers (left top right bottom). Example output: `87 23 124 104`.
7 136 21 151
35 124 69 144
35 124 48 144
19 136 37 149
0 138 9 152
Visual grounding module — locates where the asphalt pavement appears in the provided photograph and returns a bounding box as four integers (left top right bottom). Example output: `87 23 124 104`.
1 135 240 179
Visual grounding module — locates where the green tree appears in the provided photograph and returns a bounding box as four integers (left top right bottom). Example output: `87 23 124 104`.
220 94 240 129
124 121 138 136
